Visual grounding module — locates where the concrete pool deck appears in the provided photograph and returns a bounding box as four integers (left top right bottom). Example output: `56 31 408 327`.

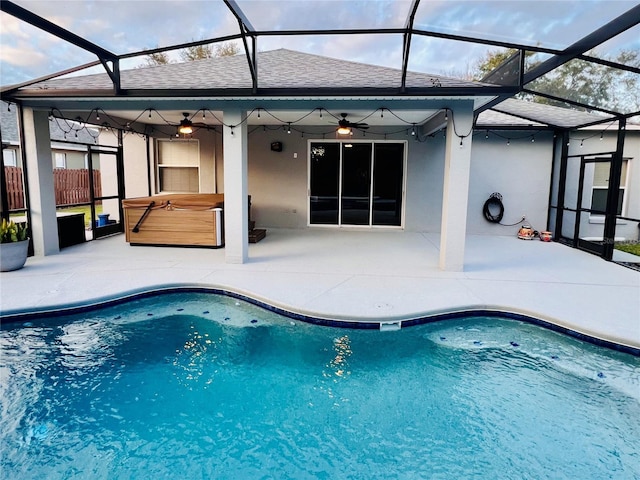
1 229 639 351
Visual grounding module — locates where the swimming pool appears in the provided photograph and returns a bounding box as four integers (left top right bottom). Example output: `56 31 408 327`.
1 291 639 479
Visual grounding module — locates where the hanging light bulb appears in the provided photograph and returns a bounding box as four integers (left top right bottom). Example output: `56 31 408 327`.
531 136 535 143
600 132 604 140
318 108 323 118
507 138 510 146
148 109 152 119
257 108 261 118
485 131 489 139
411 124 416 136
580 139 584 148
380 108 384 118
287 123 291 134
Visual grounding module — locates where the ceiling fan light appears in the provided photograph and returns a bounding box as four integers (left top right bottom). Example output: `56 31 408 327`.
337 126 351 135
178 112 193 135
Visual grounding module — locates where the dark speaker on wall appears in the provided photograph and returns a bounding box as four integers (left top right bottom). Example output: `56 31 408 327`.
271 141 283 152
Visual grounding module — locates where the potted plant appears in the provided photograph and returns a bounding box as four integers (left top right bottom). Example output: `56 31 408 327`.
0 218 29 271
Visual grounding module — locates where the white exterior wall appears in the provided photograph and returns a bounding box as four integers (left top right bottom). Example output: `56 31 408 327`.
241 127 553 236
134 125 573 238
466 132 554 235
121 133 150 199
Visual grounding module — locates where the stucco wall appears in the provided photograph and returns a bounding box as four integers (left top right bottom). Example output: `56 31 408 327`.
466 132 554 235
240 127 554 235
132 126 563 237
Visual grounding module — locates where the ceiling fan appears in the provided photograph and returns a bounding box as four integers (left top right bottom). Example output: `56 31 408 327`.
335 113 369 135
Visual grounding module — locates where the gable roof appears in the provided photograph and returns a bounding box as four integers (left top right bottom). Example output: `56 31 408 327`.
22 49 481 92
4 49 626 132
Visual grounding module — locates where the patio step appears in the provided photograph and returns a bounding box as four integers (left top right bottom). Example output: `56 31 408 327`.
249 228 266 243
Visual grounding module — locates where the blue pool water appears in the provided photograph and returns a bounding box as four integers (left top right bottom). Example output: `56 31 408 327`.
1 292 639 479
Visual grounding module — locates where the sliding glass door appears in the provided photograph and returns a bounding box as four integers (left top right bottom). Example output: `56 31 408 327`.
309 141 405 227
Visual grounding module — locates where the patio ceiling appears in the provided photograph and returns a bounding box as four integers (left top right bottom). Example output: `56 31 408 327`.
0 0 638 130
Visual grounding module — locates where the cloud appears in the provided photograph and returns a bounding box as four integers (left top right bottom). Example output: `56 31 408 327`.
1 0 636 86
0 45 47 67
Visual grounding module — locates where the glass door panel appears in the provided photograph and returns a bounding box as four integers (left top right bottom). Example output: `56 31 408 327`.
309 143 340 225
372 143 403 226
92 149 123 239
341 143 372 226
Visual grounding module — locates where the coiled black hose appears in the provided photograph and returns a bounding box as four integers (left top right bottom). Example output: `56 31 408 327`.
483 192 504 223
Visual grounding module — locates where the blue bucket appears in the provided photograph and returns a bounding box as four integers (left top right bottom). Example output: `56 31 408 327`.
97 214 110 227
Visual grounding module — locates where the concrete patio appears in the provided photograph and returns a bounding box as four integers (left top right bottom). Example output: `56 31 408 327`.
0 229 638 351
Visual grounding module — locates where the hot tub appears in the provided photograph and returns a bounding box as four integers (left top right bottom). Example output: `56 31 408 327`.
122 194 224 247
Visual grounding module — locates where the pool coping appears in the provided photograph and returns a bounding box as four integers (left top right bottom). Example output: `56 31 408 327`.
2 283 638 357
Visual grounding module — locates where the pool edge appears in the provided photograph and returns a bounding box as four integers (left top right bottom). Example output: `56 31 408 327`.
1 283 638 356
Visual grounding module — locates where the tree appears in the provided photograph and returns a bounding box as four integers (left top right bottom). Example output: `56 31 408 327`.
213 41 240 57
472 48 640 113
140 49 173 67
179 41 240 62
179 44 214 62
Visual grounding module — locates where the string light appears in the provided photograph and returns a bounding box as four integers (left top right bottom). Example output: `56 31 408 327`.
40 105 535 147
531 136 535 143
507 138 510 146
600 132 603 140
580 139 584 148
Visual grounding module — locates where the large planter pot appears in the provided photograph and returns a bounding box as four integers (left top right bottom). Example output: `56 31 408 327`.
0 239 29 272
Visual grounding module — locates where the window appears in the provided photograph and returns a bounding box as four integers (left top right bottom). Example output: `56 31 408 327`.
156 139 200 193
309 141 405 227
2 148 17 167
54 152 66 168
590 159 628 216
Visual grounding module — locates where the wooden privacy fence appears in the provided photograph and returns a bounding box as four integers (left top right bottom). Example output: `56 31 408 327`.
4 167 102 210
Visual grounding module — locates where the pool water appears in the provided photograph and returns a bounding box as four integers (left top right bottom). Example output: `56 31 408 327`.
1 292 639 479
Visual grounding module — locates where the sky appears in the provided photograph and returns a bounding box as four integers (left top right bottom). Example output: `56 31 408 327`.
0 0 638 87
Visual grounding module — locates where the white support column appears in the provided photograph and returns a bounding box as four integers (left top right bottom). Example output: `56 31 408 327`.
23 108 59 256
439 102 474 271
222 109 249 264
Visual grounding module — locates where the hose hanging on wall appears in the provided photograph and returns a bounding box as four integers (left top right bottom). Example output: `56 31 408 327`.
483 192 504 223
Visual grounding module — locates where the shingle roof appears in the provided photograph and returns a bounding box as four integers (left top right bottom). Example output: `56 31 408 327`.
1 101 19 145
25 48 480 91
1 101 97 144
492 98 612 129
